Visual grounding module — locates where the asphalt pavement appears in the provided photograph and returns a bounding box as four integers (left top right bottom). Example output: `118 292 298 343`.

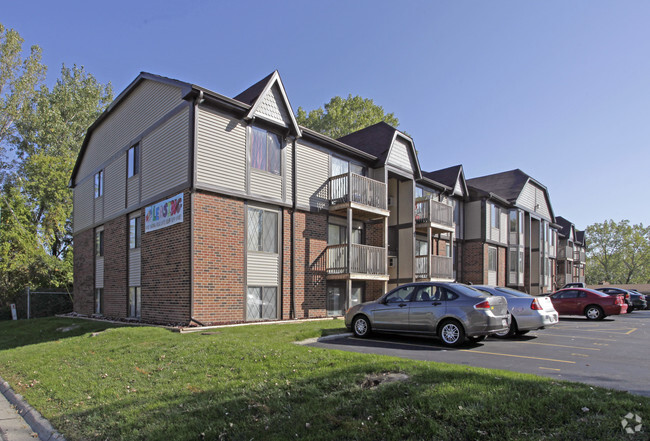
307 309 650 396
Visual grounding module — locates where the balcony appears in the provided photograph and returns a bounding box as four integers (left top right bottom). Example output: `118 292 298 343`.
557 245 574 261
329 173 389 220
415 255 454 281
415 199 454 234
326 244 388 280
573 249 586 263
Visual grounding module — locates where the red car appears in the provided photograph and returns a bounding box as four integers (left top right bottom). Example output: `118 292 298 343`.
549 288 627 320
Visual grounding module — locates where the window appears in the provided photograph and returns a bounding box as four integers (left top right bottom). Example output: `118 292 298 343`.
247 286 277 320
95 230 104 257
509 250 517 272
416 186 437 200
331 156 366 177
416 239 428 256
488 246 497 272
490 204 500 228
445 242 451 257
94 170 103 198
452 200 460 224
509 211 518 233
328 223 362 245
247 208 278 253
94 288 103 315
385 285 416 303
128 144 140 177
128 287 141 318
129 216 141 249
251 127 281 175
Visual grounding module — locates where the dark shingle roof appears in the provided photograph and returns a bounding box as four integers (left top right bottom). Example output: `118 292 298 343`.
423 165 462 188
336 121 398 165
576 230 586 245
466 169 531 203
233 71 275 105
555 216 573 238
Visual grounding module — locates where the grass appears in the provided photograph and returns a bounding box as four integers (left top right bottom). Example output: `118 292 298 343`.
0 318 648 440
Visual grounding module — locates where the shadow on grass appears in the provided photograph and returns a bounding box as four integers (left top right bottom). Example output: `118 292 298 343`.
53 361 647 441
0 317 127 351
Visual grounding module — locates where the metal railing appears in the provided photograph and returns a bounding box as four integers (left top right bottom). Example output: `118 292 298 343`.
415 198 453 228
573 250 586 262
329 173 387 210
557 245 574 260
415 255 453 280
326 243 387 275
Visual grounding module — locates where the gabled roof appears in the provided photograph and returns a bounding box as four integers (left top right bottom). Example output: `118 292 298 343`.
233 70 302 137
336 121 422 178
423 164 468 198
555 216 574 239
576 230 586 246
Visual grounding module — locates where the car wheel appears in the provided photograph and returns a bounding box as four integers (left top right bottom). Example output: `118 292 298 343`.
352 316 371 338
627 306 634 313
584 305 605 321
468 335 486 343
493 317 518 338
438 320 466 347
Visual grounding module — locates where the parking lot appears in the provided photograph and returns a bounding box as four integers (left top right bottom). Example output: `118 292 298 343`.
308 310 650 396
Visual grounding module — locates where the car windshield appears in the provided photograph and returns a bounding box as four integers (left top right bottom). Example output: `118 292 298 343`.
584 289 608 297
494 287 532 298
449 284 488 299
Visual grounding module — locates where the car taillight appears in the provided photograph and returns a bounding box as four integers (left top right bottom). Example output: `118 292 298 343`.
625 293 630 300
474 300 492 310
531 299 543 310
616 295 624 305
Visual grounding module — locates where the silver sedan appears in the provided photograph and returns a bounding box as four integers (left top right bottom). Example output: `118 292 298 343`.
473 285 558 337
344 282 510 347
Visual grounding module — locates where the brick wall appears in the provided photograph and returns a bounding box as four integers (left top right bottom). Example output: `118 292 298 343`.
366 280 387 301
103 216 127 317
461 241 485 284
366 221 385 247
141 190 192 325
295 210 327 318
73 228 94 315
192 191 245 325
498 246 506 286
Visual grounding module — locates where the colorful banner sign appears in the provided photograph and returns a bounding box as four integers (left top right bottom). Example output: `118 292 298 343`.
145 193 184 233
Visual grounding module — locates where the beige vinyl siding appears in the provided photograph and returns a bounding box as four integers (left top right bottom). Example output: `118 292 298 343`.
247 253 279 285
196 107 246 192
295 141 329 209
141 106 190 201
104 154 126 218
285 143 293 202
516 182 551 220
129 249 141 287
95 257 104 289
250 169 282 200
127 176 140 208
387 138 414 174
464 201 481 240
487 270 497 285
77 80 182 180
94 196 104 223
73 179 94 232
255 85 290 126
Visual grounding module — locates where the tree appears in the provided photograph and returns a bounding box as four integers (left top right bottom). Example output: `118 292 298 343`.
585 220 650 284
0 23 46 173
296 94 400 139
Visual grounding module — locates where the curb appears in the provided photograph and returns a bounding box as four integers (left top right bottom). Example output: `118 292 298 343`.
0 376 66 441
294 332 352 345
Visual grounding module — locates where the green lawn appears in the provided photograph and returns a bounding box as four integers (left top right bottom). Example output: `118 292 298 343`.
0 318 647 440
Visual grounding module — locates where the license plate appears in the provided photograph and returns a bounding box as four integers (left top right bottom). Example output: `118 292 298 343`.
502 319 508 327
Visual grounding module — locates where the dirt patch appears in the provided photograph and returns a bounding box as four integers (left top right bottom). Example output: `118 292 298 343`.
361 372 409 389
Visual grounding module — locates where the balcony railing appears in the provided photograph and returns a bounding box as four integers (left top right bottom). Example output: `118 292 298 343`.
329 173 387 211
573 250 586 262
415 198 454 229
415 255 453 280
326 243 387 276
557 245 574 261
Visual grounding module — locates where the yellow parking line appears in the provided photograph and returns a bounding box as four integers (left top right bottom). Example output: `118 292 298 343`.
573 328 637 335
519 341 600 351
571 353 589 357
626 328 638 335
539 367 561 371
539 333 617 342
460 350 575 364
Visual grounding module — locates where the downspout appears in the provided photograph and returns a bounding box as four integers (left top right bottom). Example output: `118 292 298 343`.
290 136 297 319
189 91 205 327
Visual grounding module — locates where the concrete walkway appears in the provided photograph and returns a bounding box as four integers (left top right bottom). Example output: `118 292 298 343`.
0 377 64 441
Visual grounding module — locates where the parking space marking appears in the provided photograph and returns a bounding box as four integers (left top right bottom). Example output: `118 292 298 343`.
460 350 576 364
570 328 638 335
537 333 617 342
517 341 600 351
539 367 561 371
626 328 638 335
570 353 589 357
351 338 434 349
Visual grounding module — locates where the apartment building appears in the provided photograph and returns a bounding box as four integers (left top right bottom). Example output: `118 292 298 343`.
71 71 459 325
464 169 558 294
555 216 587 287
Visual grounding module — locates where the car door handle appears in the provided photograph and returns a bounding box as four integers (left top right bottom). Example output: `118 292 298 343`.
431 302 442 306
398 303 407 307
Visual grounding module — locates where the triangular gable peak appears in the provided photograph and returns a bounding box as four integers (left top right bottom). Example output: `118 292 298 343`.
386 132 422 179
242 71 301 137
453 166 468 198
515 179 553 221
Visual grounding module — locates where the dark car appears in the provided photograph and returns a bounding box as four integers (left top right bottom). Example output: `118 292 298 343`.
344 282 510 347
549 288 627 320
595 287 647 312
628 290 650 310
562 282 586 289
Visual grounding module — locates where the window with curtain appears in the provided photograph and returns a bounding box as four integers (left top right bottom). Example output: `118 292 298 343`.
251 127 281 175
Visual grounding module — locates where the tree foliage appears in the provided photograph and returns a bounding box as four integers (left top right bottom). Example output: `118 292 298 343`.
296 94 400 139
585 219 650 284
0 24 113 303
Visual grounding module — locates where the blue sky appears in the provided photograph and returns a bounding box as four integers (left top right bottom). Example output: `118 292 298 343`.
5 0 650 229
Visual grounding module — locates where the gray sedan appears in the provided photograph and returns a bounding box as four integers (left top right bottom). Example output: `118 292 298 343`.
344 282 509 347
473 285 558 338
